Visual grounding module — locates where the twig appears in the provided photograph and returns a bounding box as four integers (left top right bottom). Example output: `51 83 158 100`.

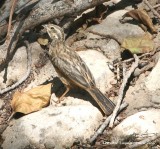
128 133 160 148
147 4 160 11
123 53 150 63
123 47 160 64
123 54 146 63
0 41 32 95
109 54 139 128
6 0 18 40
117 63 120 80
0 0 33 23
144 0 160 19
133 62 155 77
122 63 126 78
153 4 160 9
7 111 16 122
89 102 128 144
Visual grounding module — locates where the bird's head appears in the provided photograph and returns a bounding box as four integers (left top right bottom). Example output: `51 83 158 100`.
42 24 65 42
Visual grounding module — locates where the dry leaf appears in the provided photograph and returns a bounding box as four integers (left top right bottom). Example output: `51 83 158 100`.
122 9 157 33
37 38 49 46
11 83 52 114
121 34 154 54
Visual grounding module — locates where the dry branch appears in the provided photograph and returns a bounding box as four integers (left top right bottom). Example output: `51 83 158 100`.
6 0 18 40
0 0 111 73
144 0 160 19
109 54 139 128
0 0 38 23
128 133 160 148
89 102 128 144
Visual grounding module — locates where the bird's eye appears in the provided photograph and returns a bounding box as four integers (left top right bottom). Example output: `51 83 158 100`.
50 27 55 30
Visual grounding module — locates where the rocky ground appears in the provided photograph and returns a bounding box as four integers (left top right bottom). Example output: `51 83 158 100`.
0 0 160 148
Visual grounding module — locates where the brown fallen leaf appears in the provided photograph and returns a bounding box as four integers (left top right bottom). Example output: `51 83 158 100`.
11 83 52 114
121 33 154 54
122 9 157 33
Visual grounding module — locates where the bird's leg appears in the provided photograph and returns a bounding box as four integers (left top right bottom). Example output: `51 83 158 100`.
56 85 70 103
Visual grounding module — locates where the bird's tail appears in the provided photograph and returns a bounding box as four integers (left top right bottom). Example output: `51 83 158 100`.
87 87 115 116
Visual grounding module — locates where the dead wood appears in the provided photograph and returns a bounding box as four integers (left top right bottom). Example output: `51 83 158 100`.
0 0 111 73
109 54 139 127
89 102 128 144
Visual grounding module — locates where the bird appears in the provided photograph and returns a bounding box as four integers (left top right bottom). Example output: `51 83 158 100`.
42 24 115 116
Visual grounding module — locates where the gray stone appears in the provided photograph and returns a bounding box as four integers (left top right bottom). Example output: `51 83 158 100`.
88 10 145 43
101 39 121 61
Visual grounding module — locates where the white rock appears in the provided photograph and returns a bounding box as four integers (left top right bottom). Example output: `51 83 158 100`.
0 42 57 91
0 46 27 90
25 61 57 91
2 105 103 149
25 42 57 91
145 57 160 91
112 109 160 141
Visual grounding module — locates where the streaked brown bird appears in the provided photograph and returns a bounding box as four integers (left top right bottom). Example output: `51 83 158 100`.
43 24 115 115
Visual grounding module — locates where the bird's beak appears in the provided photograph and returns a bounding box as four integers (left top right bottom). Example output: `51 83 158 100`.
42 25 47 29
42 25 49 34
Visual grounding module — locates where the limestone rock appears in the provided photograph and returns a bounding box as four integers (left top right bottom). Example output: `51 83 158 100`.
145 56 160 91
2 105 103 149
112 109 160 141
78 50 114 93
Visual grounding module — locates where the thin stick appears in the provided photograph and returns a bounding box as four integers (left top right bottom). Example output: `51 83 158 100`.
144 0 160 19
153 4 160 9
109 54 139 128
0 41 32 95
7 111 16 122
123 53 150 63
128 133 160 148
133 62 155 77
6 0 17 40
123 47 160 64
89 102 128 144
122 63 126 78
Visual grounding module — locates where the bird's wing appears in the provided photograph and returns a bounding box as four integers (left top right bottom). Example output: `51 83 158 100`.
52 49 96 89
